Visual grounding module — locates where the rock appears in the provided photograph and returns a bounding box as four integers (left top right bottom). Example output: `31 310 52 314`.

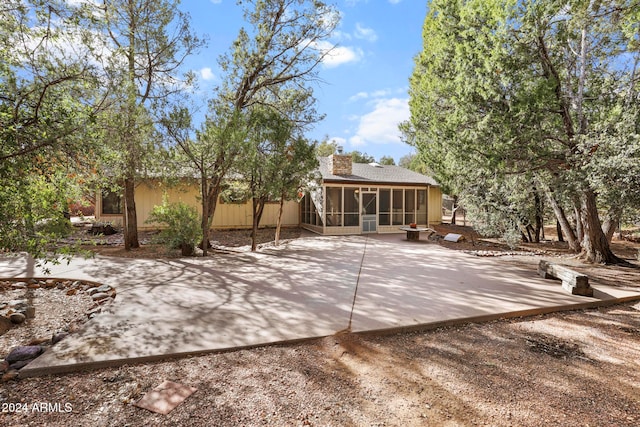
10 282 26 289
0 316 12 334
97 296 114 305
66 288 78 296
92 292 110 301
9 360 32 370
27 337 50 346
44 279 58 288
52 332 68 345
9 312 26 324
72 280 83 288
27 282 41 289
56 283 65 289
8 299 27 309
0 302 7 310
6 346 43 363
0 360 9 373
97 284 112 293
21 306 35 319
86 287 100 296
1 370 19 382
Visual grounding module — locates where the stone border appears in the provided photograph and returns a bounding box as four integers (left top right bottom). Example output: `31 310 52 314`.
1 277 116 381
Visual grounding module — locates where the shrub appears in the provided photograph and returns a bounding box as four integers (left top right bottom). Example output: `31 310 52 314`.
146 198 200 256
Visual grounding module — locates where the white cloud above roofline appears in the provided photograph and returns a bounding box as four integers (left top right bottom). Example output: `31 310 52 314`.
348 97 409 147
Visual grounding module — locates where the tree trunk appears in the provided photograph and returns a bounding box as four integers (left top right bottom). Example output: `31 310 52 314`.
556 220 564 242
200 178 223 254
274 193 285 246
574 205 584 242
546 191 580 252
251 196 266 252
602 207 622 244
123 176 139 250
200 177 210 256
580 189 623 264
451 195 458 225
533 189 543 243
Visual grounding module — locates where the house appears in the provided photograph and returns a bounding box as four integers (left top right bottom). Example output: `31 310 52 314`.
95 154 442 234
95 178 300 230
301 154 442 235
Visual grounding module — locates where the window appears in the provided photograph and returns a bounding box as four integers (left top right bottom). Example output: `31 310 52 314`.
326 187 342 226
302 193 311 225
379 189 390 226
344 188 359 226
101 191 122 215
405 189 416 224
392 189 403 225
417 189 428 224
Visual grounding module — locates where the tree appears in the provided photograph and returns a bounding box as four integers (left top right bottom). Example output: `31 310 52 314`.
93 0 202 250
162 103 246 256
209 0 337 251
378 156 396 166
406 0 639 263
316 139 338 156
1 1 104 259
350 151 375 164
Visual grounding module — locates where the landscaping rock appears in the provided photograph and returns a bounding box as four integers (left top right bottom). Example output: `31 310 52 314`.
97 284 113 293
22 306 35 319
0 360 9 373
1 370 19 382
8 299 28 310
66 288 78 296
10 282 27 289
92 292 110 301
86 287 100 296
9 312 26 324
6 346 44 363
0 316 12 334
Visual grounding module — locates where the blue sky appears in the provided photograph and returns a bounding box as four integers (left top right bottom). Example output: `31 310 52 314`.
181 0 428 163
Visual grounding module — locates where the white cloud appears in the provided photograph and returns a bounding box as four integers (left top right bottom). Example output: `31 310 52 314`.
349 98 409 146
349 92 369 102
199 67 215 81
349 88 405 102
312 40 363 68
354 23 377 42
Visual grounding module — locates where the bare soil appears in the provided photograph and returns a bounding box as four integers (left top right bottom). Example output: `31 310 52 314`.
2 225 640 426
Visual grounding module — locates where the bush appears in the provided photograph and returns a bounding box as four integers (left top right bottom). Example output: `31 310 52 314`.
146 199 200 256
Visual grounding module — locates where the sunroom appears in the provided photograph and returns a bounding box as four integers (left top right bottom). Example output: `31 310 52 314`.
302 154 442 235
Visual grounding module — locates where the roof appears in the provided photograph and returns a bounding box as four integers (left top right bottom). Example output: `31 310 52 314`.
317 157 439 186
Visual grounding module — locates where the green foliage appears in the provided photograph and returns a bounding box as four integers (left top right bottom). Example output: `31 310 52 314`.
378 156 396 166
0 1 104 261
350 151 375 164
220 181 251 204
316 140 338 157
406 0 640 261
146 198 201 256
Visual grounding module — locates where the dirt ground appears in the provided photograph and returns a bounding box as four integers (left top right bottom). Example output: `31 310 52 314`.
2 224 640 426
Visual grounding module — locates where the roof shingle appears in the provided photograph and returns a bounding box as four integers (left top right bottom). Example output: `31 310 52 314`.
317 157 439 186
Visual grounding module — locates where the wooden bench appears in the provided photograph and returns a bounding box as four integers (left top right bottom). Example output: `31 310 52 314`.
538 260 593 297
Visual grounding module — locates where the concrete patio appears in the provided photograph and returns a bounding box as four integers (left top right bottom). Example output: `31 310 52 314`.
2 233 639 377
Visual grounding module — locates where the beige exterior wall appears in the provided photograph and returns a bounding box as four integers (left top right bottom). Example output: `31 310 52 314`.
428 186 443 226
96 179 300 230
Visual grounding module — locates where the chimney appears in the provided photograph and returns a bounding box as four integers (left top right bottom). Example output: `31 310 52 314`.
329 153 352 176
